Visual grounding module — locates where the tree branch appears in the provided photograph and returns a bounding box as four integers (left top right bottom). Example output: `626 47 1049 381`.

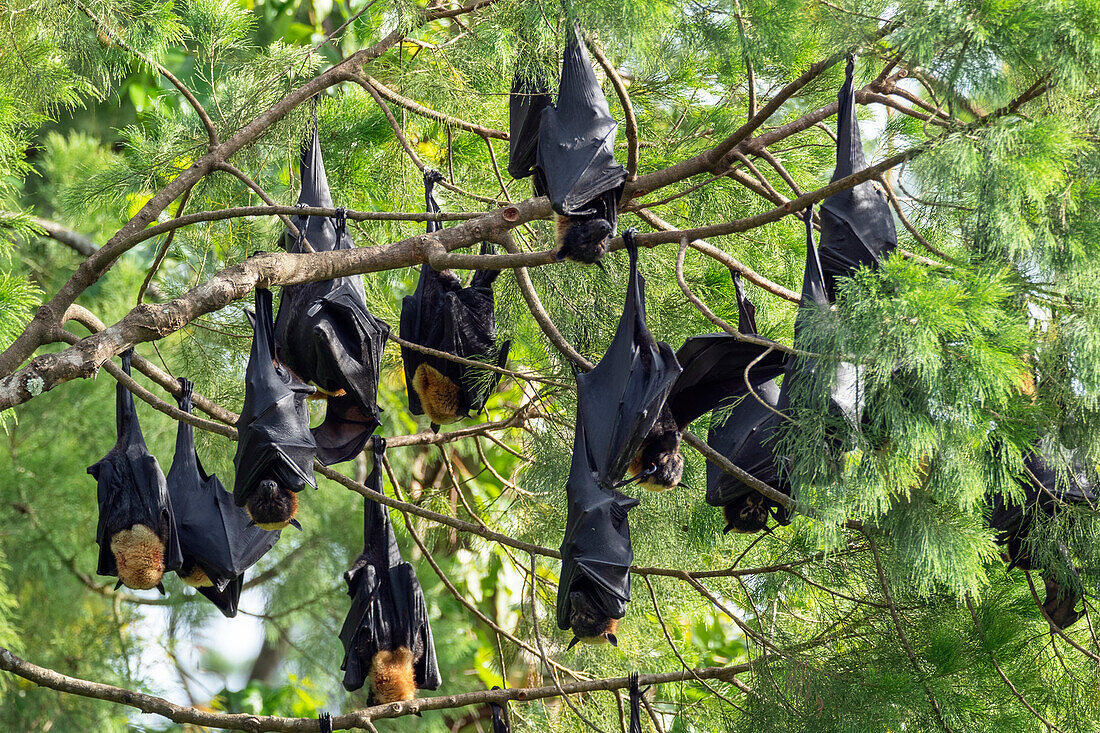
0 646 752 731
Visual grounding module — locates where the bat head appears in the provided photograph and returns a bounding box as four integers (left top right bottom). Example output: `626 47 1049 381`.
110 524 166 590
370 646 417 704
568 590 622 646
179 558 213 588
412 363 463 426
1042 575 1084 629
630 431 684 492
246 479 300 530
554 214 612 264
722 493 770 534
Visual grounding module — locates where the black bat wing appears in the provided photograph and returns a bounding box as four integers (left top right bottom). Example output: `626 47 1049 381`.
817 57 897 299
576 232 682 487
705 381 785 506
305 279 390 464
556 423 640 630
197 575 245 618
234 288 317 508
508 69 552 180
340 439 440 696
168 379 279 599
667 333 787 431
536 25 627 216
89 350 183 578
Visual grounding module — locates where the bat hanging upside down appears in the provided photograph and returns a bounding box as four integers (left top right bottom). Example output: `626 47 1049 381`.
89 349 183 592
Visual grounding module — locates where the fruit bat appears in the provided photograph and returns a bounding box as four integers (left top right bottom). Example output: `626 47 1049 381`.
507 25 627 264
88 349 183 592
816 56 897 301
274 122 390 466
233 287 317 530
557 420 640 648
989 446 1094 628
167 378 279 617
340 437 441 702
630 272 786 491
629 672 645 733
575 228 682 490
400 170 512 431
699 274 792 533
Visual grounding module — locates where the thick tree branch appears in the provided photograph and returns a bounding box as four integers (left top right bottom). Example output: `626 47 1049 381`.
0 645 751 731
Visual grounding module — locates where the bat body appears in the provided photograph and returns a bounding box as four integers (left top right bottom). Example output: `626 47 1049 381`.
234 287 317 530
167 378 279 617
89 349 182 591
575 229 682 490
558 423 639 646
400 171 511 431
340 438 441 702
558 231 677 646
274 123 390 465
507 26 627 263
989 447 1094 628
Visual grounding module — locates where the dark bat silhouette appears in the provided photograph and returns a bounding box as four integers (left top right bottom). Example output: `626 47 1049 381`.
400 170 511 431
167 378 279 617
575 229 682 490
631 273 786 491
557 420 640 648
233 287 317 530
816 56 898 301
557 231 678 646
89 349 182 592
989 446 1094 628
274 122 390 466
340 437 441 703
508 25 627 263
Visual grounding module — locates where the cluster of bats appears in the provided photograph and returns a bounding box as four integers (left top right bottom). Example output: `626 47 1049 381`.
85 27 1093 711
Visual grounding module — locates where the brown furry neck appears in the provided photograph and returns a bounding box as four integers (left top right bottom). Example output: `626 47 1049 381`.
578 617 620 645
370 647 417 703
110 524 166 590
412 363 462 426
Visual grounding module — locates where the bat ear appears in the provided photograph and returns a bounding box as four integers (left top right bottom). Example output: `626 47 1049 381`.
114 580 124 591
723 522 734 535
430 422 441 433
606 633 618 647
156 582 166 595
289 518 303 531
567 636 581 650
246 519 256 527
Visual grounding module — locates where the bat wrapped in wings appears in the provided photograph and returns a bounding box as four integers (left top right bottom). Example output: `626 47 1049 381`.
557 231 679 647
557 422 640 648
508 25 627 263
575 229 682 489
989 445 1095 628
89 349 183 592
339 437 440 702
274 122 390 465
234 287 317 530
400 170 511 431
167 378 279 617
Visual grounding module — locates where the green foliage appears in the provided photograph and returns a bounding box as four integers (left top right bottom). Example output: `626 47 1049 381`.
2 0 1100 732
